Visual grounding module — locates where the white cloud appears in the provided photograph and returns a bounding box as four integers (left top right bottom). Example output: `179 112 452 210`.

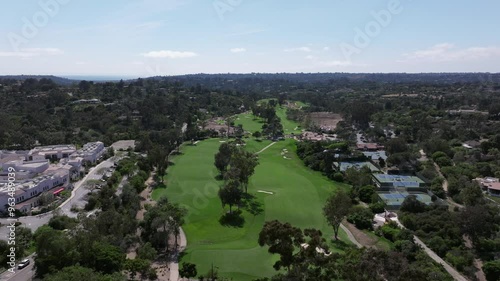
323 47 330 51
0 48 64 58
284 47 312 53
317 60 352 67
141 50 199 59
305 55 316 60
22 48 64 55
230 48 247 53
400 43 500 62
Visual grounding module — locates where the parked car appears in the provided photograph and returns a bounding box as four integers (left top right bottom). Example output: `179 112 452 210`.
17 259 30 269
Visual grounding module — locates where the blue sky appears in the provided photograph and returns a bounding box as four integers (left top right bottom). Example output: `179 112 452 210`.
1 0 499 76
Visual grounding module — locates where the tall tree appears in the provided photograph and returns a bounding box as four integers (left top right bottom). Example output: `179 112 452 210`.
214 142 234 175
148 145 169 183
228 148 259 193
258 220 305 272
323 190 352 240
218 179 243 213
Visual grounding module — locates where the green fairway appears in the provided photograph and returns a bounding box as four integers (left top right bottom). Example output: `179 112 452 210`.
152 138 351 280
235 103 302 135
275 106 302 134
234 112 265 133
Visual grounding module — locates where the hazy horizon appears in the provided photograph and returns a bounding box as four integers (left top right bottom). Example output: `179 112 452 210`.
1 0 500 76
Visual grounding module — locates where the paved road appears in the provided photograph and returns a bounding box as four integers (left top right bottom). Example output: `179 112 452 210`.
0 159 115 281
256 142 277 154
0 159 114 236
169 227 187 281
340 223 362 248
413 236 468 281
0 255 36 281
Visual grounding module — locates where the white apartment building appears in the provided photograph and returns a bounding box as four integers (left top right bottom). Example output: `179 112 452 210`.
28 145 77 161
2 159 49 174
0 150 28 170
0 167 70 213
71 141 105 163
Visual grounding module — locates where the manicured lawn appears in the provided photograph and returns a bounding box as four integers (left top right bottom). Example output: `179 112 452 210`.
234 112 265 133
275 106 302 134
235 103 302 135
152 138 351 280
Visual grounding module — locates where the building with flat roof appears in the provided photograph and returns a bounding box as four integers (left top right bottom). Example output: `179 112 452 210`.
1 159 49 174
356 143 385 151
0 167 70 213
362 151 388 161
0 150 28 169
28 145 77 161
334 162 380 173
372 174 427 190
71 141 105 163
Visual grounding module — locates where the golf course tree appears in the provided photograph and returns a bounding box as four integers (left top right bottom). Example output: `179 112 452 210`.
148 145 170 183
256 220 454 281
323 190 352 240
253 101 278 123
228 148 259 193
258 220 305 272
262 117 284 139
215 143 259 192
142 197 187 252
218 178 243 214
179 262 198 280
214 142 235 176
235 124 244 139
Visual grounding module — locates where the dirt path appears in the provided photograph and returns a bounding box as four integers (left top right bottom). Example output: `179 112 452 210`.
434 163 465 209
341 221 384 249
168 227 187 281
394 219 469 281
256 142 277 154
340 222 362 248
126 172 173 281
434 163 449 192
464 236 487 281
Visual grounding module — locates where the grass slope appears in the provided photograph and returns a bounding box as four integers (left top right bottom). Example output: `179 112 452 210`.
235 104 302 135
234 112 265 133
150 100 345 279
152 138 351 280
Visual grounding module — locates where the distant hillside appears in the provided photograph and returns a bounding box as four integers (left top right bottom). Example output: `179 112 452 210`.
0 75 78 85
150 72 500 85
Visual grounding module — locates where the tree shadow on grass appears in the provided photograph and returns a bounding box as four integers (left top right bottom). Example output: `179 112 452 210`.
241 193 264 216
219 210 245 228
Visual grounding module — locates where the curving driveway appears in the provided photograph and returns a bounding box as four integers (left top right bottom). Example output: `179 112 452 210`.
0 158 115 238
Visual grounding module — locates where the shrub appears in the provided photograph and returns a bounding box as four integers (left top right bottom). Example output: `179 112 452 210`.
369 202 386 214
332 172 344 182
380 224 400 242
347 206 374 230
